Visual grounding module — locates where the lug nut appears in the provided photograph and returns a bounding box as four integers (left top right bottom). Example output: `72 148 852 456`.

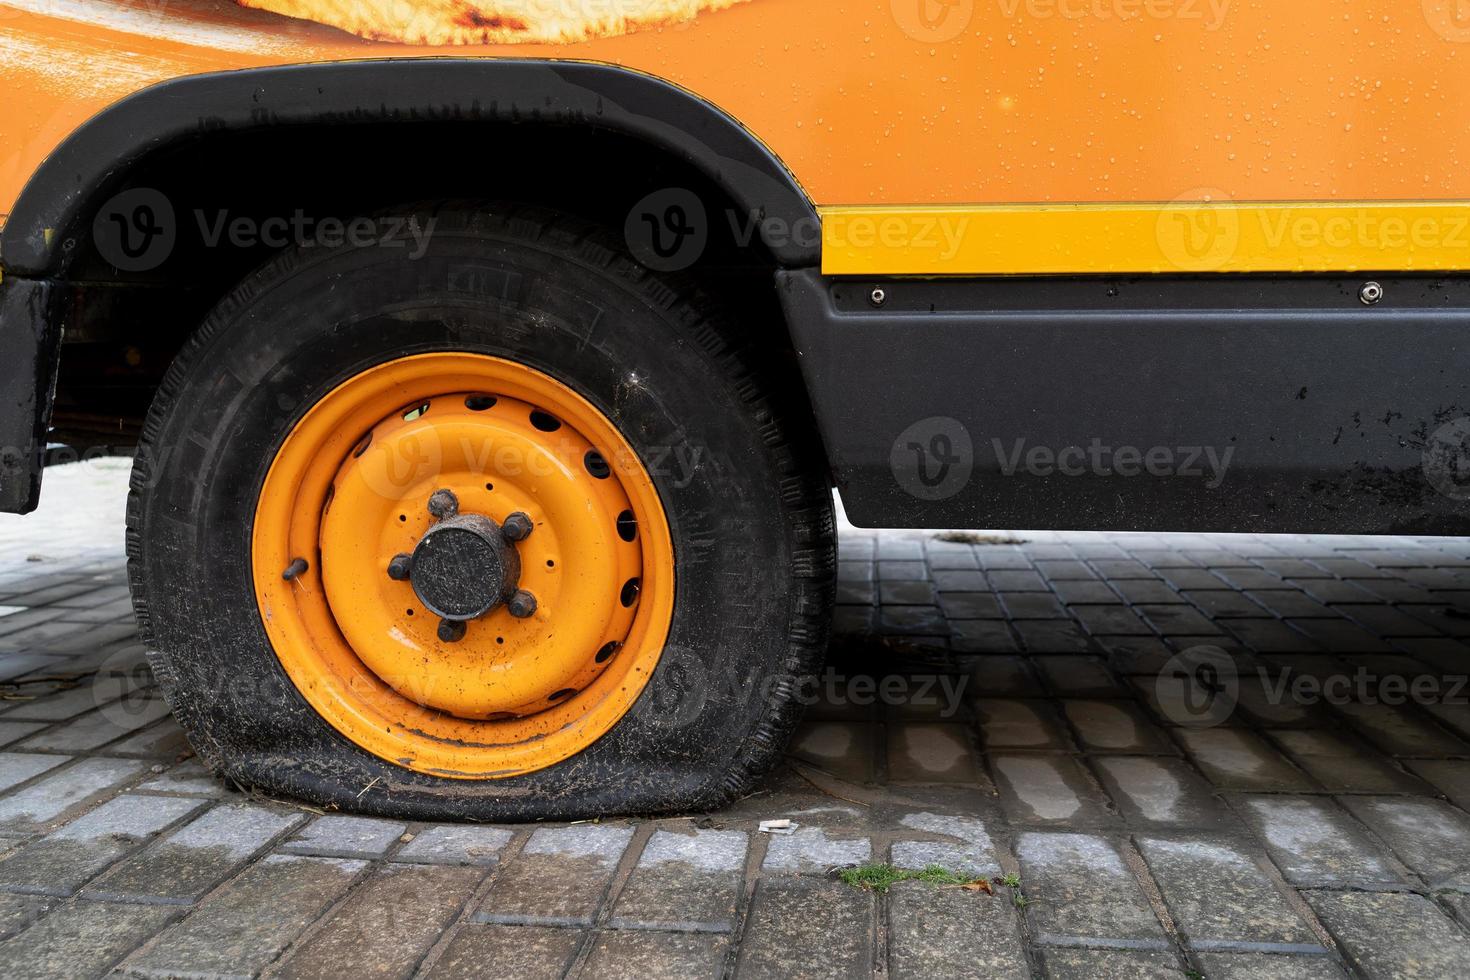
437 619 467 643
507 590 538 619
387 553 414 581
427 489 460 520
502 512 534 542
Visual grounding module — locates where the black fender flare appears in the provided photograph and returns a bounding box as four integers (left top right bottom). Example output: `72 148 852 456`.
0 58 820 274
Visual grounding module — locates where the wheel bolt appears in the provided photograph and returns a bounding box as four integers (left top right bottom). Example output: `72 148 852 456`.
387 553 414 581
437 619 467 643
507 590 538 619
502 512 534 542
427 489 460 520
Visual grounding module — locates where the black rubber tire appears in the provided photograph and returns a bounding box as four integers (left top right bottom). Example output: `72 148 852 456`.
126 204 835 821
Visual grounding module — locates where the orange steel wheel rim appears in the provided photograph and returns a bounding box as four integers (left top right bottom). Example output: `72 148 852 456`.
252 353 675 778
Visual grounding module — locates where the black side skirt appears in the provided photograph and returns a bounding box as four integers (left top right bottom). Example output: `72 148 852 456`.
779 270 1470 535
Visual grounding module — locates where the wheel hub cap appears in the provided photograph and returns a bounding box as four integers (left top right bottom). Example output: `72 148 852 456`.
397 491 525 625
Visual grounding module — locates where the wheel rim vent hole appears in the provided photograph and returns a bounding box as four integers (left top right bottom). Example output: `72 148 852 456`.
465 394 497 412
596 641 621 664
616 511 638 542
402 402 431 422
584 450 610 479
530 410 562 432
620 578 641 607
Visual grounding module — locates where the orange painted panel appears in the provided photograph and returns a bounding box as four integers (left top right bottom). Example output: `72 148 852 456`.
2 0 1470 220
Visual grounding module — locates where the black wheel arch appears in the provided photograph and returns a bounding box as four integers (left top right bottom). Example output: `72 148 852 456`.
2 58 819 275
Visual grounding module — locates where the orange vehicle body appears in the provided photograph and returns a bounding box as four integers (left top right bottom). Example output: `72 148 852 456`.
3 0 1470 276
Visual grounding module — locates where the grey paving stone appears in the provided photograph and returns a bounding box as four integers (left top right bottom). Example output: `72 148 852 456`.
100 719 191 759
0 794 201 896
1035 656 1127 696
1239 796 1404 889
950 620 1021 653
475 824 633 927
1223 619 1320 653
0 899 178 980
1407 759 1470 812
17 698 172 753
1339 796 1470 889
1092 756 1238 831
886 723 980 783
85 802 304 903
1194 951 1347 979
1227 678 1334 727
394 824 513 866
879 605 949 635
997 592 1066 619
611 828 747 931
788 721 873 782
1136 836 1319 949
0 656 66 685
1071 604 1155 637
939 592 1002 619
0 753 69 794
1175 729 1316 792
890 812 1000 878
0 757 145 833
1308 891 1470 980
1061 699 1174 753
974 699 1069 749
1 678 139 722
1035 947 1182 977
966 658 1045 697
1012 620 1094 654
277 863 482 980
135 759 227 797
881 580 937 605
1424 700 1470 743
584 929 728 979
0 894 51 941
990 754 1117 827
736 877 871 979
125 854 366 977
427 924 582 980
1052 580 1119 605
1268 730 1427 793
1332 701 1469 757
0 724 47 750
763 826 870 873
1096 636 1176 675
1109 580 1183 605
1015 832 1166 945
280 814 408 859
888 880 1027 979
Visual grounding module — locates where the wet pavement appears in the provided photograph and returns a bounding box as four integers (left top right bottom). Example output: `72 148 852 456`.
1 460 1470 977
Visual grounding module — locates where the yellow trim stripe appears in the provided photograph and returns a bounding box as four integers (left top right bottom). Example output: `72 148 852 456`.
819 202 1470 276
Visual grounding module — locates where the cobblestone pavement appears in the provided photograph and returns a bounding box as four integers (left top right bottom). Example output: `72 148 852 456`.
2 462 1470 978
